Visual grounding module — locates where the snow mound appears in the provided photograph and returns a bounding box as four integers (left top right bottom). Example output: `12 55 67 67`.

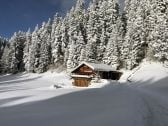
120 62 168 83
131 62 168 82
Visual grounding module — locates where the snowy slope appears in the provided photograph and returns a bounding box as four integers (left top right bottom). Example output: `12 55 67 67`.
0 62 168 126
0 72 75 107
129 62 168 83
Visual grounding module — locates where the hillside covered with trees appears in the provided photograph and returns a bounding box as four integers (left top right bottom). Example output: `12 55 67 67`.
0 0 168 74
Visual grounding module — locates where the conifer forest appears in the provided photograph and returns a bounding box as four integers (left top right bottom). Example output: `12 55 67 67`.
0 0 168 73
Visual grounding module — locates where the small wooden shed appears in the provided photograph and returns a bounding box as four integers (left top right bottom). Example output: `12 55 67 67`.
71 62 122 87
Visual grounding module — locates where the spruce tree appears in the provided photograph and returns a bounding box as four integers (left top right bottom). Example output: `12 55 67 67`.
38 19 52 73
122 0 148 69
51 15 64 67
28 25 40 72
67 0 86 69
148 0 168 62
0 37 8 73
0 44 10 73
24 29 32 72
8 32 26 73
85 0 101 62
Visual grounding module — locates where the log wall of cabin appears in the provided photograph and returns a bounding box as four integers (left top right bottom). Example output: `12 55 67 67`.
72 77 91 87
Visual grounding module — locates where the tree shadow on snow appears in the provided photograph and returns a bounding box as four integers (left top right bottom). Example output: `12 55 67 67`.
0 76 42 85
0 96 31 106
0 86 35 93
0 73 29 82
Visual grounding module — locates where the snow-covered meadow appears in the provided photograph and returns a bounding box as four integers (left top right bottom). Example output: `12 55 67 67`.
0 62 168 126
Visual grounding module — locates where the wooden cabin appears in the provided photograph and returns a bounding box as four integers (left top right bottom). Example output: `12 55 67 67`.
71 62 122 87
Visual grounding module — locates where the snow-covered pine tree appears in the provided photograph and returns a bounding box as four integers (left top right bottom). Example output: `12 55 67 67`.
148 0 168 62
51 13 60 41
115 12 127 68
0 37 8 59
0 43 10 73
27 20 52 73
144 0 156 61
85 0 101 62
79 47 86 62
61 16 70 66
67 0 86 69
23 28 32 72
0 37 8 73
37 19 52 73
28 25 40 73
26 19 52 73
103 24 121 69
122 0 148 69
7 32 26 73
67 30 86 69
98 0 122 69
51 15 64 67
66 40 76 69
99 0 120 61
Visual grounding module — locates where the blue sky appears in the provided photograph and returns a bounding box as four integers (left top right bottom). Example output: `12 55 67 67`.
0 0 87 38
0 0 124 38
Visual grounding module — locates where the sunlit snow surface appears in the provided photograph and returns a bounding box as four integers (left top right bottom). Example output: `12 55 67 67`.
0 62 168 126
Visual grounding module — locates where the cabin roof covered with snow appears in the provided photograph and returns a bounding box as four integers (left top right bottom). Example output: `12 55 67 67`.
71 62 116 73
71 74 92 78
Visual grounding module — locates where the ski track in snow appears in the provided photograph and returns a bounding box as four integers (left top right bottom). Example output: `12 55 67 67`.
0 63 168 126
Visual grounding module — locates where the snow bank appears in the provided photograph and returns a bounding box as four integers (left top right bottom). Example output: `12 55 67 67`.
120 61 168 83
130 62 168 82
